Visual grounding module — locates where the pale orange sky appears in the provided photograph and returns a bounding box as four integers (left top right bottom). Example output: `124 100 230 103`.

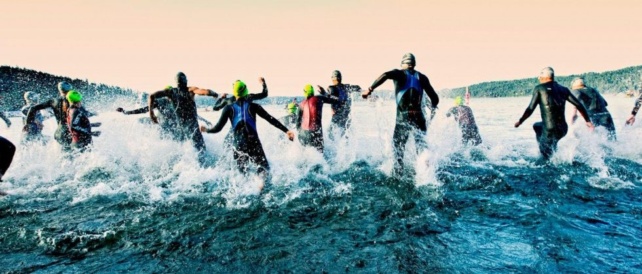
1 0 641 95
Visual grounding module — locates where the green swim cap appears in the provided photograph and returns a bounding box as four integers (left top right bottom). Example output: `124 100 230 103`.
454 96 464 106
67 90 82 103
233 80 249 99
164 85 173 91
287 102 297 114
303 84 314 97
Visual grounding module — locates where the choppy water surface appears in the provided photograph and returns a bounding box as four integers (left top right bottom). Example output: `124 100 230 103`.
1 96 641 273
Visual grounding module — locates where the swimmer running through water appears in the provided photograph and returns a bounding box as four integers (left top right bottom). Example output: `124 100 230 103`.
200 79 295 189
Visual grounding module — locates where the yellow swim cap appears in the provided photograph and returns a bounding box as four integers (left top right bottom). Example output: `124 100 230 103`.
233 80 249 99
454 96 464 106
303 84 314 97
164 85 173 91
287 103 297 114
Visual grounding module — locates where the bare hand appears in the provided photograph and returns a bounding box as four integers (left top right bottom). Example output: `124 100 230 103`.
150 114 159 124
286 130 295 141
259 77 265 85
625 115 636 126
586 122 595 131
116 107 124 113
361 89 371 99
200 126 208 133
221 93 228 98
514 121 521 128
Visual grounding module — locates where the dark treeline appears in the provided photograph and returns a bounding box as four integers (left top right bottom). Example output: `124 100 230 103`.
441 65 642 98
0 66 136 110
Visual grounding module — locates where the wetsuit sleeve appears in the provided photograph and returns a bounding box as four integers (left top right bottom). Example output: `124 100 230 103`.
25 99 54 125
296 108 302 129
369 70 398 90
518 88 541 123
206 106 231 133
212 98 230 111
70 109 91 135
420 74 439 108
255 104 289 133
320 95 340 105
123 106 150 115
446 107 456 118
247 83 268 101
631 93 642 115
0 112 9 127
566 92 591 123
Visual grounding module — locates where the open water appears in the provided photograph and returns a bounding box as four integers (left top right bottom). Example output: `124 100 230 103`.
1 95 641 273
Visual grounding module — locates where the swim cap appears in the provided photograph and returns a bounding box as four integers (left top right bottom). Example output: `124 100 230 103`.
303 84 314 97
58 81 73 93
66 90 82 103
454 96 464 106
287 102 298 114
175 72 187 87
331 70 342 80
164 85 173 91
24 91 39 104
571 77 584 89
233 80 249 99
401 53 416 66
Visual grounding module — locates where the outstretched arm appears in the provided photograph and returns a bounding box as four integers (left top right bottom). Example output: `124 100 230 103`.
255 104 295 141
25 99 54 126
189 86 219 97
119 106 150 115
203 106 231 134
212 97 232 111
514 89 540 128
363 70 394 98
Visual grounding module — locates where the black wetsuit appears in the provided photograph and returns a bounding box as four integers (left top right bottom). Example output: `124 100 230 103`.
0 136 15 181
321 84 358 139
26 96 72 151
21 103 45 143
447 105 482 145
67 105 95 151
158 87 206 159
369 69 439 173
206 99 289 175
571 86 615 140
296 95 339 152
518 81 591 159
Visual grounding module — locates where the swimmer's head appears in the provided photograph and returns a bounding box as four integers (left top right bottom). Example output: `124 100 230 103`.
538 67 555 83
303 84 315 97
66 90 82 104
175 72 187 88
401 53 416 69
331 70 342 84
58 81 73 95
24 91 40 104
164 85 173 91
571 77 585 90
233 80 249 99
454 96 464 106
287 102 298 114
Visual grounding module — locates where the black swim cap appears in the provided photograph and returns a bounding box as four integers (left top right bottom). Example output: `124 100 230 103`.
401 53 416 66
175 72 187 87
331 70 342 80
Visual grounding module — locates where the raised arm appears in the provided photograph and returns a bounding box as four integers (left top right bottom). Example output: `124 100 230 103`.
626 93 642 125
515 88 541 128
247 77 268 101
148 89 171 123
203 106 232 134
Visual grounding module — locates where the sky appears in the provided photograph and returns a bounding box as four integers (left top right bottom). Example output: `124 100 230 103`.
2 0 641 95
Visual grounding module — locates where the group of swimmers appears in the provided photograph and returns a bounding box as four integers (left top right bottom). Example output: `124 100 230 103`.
2 53 642 195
